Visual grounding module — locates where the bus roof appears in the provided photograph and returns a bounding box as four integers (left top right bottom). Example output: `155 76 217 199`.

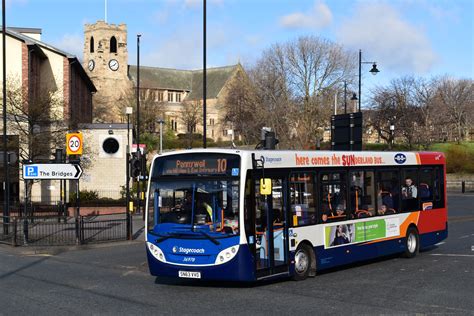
151 148 445 168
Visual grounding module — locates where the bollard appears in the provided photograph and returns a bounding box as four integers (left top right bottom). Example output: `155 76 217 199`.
461 181 465 194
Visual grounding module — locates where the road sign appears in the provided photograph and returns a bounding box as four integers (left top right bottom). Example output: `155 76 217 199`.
66 132 83 156
23 163 83 180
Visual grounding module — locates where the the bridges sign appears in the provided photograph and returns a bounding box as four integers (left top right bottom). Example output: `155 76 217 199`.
23 163 83 180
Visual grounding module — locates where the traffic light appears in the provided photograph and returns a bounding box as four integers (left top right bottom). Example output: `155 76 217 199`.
130 153 141 178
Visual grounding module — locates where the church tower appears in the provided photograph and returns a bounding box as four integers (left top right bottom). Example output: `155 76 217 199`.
83 21 130 122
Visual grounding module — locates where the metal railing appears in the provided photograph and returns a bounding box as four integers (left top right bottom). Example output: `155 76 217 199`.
0 213 129 247
447 181 474 193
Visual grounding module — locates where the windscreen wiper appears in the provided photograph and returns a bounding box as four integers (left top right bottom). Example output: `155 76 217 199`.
200 231 220 245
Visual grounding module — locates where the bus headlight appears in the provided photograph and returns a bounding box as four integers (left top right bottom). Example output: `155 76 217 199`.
214 245 239 265
147 242 166 263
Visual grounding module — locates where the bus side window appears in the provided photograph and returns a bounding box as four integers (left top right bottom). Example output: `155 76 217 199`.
419 167 434 210
320 172 347 223
290 173 316 227
401 169 419 212
377 170 399 215
433 166 444 209
350 170 376 218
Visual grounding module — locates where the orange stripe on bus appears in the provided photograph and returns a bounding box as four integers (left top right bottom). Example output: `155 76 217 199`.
415 153 421 164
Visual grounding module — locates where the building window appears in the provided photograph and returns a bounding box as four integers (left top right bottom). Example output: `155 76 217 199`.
223 129 228 136
90 36 94 53
110 36 117 53
155 91 164 102
168 92 173 102
210 118 215 126
176 93 181 102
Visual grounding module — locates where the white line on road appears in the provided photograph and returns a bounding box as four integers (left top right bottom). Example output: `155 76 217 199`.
459 235 470 239
435 242 446 246
430 254 474 257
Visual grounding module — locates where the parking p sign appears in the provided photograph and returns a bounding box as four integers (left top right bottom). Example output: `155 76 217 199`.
66 132 83 156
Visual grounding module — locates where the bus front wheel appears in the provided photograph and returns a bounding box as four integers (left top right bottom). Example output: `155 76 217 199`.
403 227 419 258
293 244 311 281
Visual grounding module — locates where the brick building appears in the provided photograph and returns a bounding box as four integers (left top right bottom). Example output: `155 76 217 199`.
0 27 96 202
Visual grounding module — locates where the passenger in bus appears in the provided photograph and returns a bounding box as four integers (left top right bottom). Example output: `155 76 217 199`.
402 177 417 199
335 204 345 216
378 204 396 215
402 177 418 211
377 186 394 209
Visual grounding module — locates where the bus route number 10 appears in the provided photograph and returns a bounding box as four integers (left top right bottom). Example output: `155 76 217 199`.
216 158 227 173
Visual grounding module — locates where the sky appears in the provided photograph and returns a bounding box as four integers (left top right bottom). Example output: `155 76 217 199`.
4 0 474 91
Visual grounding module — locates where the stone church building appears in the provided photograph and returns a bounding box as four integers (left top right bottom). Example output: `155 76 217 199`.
83 20 243 143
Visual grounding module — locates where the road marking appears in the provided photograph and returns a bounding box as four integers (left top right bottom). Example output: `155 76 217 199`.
435 241 446 246
459 235 470 239
430 254 474 257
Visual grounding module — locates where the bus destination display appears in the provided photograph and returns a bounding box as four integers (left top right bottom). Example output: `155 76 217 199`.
155 154 240 177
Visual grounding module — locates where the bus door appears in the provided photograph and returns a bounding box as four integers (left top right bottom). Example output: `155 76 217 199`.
254 176 289 278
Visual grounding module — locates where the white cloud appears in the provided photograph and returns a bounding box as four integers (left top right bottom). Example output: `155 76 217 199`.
51 34 84 60
337 2 437 74
280 0 332 29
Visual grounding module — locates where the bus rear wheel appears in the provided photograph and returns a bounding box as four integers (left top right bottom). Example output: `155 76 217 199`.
403 227 419 258
293 244 311 281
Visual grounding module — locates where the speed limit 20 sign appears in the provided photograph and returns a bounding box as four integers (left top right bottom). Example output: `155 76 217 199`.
66 132 83 156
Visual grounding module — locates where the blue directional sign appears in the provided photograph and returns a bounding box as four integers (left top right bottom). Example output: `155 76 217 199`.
23 163 83 180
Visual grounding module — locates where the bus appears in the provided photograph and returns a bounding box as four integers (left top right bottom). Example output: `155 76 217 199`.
145 149 447 281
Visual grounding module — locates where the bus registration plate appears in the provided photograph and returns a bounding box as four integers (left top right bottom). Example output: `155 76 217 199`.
178 271 201 279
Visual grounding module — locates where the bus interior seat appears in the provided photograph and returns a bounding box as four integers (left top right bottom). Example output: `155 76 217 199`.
419 183 431 199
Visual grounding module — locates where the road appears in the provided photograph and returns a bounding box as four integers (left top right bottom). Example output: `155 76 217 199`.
0 193 472 315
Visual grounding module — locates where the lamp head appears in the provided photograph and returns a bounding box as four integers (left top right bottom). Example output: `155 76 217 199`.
351 93 358 101
370 63 380 75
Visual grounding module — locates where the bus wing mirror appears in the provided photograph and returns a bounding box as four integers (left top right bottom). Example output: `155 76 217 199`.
260 178 272 195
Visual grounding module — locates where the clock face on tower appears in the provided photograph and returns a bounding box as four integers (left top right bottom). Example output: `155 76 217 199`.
88 60 95 71
108 59 119 71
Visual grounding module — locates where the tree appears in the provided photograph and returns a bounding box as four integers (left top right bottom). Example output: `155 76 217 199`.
222 70 261 144
6 77 66 162
432 78 473 143
116 87 167 144
179 100 202 148
223 36 356 148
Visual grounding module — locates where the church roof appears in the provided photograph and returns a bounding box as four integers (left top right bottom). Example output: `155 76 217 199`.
128 64 239 100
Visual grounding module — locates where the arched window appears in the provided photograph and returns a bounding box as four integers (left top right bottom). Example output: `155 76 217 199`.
90 36 94 53
110 36 117 53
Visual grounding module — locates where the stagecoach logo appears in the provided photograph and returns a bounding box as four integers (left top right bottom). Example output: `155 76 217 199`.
172 246 205 255
265 157 282 164
394 153 406 164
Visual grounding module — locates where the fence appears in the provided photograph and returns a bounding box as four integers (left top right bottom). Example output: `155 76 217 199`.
447 180 474 193
0 213 129 247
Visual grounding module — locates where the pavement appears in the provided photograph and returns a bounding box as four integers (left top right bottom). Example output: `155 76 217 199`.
0 193 472 315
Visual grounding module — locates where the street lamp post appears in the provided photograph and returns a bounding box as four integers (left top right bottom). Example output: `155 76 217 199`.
358 49 379 112
2 0 9 234
157 118 165 154
136 34 141 215
202 0 207 148
390 122 395 150
125 106 133 239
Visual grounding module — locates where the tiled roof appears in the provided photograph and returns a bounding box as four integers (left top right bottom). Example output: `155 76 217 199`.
128 64 238 100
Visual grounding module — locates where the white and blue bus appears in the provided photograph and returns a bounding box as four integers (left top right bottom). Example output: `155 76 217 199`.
145 149 447 281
